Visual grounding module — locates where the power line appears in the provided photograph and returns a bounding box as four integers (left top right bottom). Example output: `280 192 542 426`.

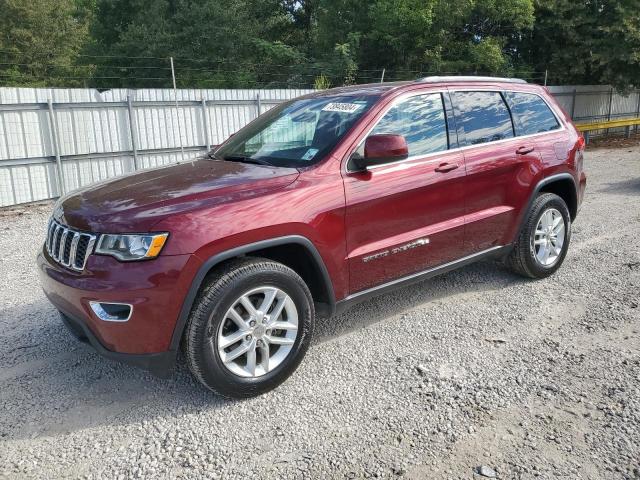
0 52 548 88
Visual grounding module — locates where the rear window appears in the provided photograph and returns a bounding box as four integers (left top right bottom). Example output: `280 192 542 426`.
452 91 514 145
504 92 560 136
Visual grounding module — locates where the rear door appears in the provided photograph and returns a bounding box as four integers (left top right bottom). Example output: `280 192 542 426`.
450 90 541 254
343 91 467 293
503 90 567 170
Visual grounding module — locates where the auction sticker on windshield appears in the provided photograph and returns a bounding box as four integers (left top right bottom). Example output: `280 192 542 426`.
322 103 362 114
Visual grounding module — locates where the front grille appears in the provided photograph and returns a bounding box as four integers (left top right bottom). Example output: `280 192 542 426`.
45 219 96 271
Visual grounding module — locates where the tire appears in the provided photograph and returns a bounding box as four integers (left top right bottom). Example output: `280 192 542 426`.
182 257 314 398
506 192 571 279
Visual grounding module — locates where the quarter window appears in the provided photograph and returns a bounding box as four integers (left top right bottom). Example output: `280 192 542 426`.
504 92 560 136
453 91 514 145
370 94 448 157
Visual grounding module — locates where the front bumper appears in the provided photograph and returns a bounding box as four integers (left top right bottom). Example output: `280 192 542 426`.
38 246 202 376
58 309 175 377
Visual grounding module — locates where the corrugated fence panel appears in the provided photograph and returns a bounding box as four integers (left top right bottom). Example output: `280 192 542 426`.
1 85 638 207
548 85 640 138
0 87 314 206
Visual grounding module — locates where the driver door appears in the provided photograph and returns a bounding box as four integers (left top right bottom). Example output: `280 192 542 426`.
342 92 467 294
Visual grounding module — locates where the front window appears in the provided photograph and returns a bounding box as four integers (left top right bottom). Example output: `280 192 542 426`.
369 93 449 156
214 94 378 168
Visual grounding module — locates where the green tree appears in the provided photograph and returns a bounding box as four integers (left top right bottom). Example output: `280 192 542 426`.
424 0 535 75
521 0 640 90
0 0 93 86
86 0 306 88
306 0 534 82
3 0 638 91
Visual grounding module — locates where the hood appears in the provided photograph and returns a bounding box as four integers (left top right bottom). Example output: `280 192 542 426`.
55 159 299 232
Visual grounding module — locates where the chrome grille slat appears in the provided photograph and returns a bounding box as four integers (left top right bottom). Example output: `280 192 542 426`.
81 237 97 270
44 219 96 272
68 233 80 267
46 220 55 253
52 226 63 260
58 230 68 262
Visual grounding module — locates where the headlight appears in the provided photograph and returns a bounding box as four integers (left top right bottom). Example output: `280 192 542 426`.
95 233 168 261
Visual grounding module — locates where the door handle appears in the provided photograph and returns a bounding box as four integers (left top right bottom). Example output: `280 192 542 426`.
516 146 535 155
434 162 459 173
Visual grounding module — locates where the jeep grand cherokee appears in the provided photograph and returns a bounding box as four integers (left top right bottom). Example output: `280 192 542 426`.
38 76 586 397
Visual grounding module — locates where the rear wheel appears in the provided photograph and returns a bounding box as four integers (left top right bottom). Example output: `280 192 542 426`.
506 193 571 279
182 258 314 398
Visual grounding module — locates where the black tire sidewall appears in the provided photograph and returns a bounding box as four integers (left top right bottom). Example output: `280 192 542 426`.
191 264 313 397
525 195 571 277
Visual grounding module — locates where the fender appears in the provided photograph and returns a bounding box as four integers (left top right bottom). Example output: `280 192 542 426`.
168 235 336 352
515 172 577 239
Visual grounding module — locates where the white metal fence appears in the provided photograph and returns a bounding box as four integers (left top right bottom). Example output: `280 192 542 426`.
0 85 638 207
0 87 313 206
547 85 640 123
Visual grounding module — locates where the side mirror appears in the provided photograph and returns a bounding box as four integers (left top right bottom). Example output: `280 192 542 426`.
352 134 409 171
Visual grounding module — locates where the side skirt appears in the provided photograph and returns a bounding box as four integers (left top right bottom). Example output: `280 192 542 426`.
334 245 512 314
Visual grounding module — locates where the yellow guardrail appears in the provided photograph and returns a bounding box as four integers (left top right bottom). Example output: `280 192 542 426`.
574 117 640 131
574 117 640 143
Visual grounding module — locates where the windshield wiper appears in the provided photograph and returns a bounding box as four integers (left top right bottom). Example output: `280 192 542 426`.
222 154 272 166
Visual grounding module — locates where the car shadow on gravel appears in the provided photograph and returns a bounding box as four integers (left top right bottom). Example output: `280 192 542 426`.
597 177 640 195
314 259 526 343
0 260 526 441
0 300 239 441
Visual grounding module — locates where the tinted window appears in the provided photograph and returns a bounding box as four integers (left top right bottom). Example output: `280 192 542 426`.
370 94 448 156
453 91 514 145
504 92 560 136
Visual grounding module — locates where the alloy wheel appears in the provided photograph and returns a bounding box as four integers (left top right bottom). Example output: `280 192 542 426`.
216 286 298 378
532 207 565 267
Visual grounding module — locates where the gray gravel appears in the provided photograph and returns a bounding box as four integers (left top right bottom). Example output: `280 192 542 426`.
1 146 639 479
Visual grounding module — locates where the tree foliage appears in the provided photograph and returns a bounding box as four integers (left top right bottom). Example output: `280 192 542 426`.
0 0 638 90
522 0 640 91
0 0 93 86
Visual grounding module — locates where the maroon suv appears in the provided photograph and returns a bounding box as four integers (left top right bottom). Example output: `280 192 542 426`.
39 76 586 397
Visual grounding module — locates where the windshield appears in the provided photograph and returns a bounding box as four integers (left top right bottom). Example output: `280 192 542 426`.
214 94 379 168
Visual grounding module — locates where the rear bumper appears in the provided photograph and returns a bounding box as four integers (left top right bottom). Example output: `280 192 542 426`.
57 307 175 378
578 171 587 214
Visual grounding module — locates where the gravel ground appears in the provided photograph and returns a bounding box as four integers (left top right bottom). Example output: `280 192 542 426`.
1 147 639 479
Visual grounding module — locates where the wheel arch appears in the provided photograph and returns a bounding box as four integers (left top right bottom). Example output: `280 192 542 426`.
538 175 578 220
169 235 335 351
516 173 577 240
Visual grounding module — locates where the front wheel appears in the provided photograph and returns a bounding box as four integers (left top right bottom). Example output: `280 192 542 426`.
182 258 314 398
506 192 571 279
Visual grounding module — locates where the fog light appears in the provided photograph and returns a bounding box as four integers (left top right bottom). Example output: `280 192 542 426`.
89 302 132 322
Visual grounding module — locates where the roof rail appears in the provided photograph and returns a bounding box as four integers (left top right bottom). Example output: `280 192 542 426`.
418 75 527 84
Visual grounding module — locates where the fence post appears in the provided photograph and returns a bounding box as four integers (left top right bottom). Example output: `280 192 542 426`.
8 168 17 205
635 90 640 135
127 95 139 171
170 57 186 163
201 98 211 150
256 93 262 118
570 88 577 119
46 98 65 196
606 87 614 136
